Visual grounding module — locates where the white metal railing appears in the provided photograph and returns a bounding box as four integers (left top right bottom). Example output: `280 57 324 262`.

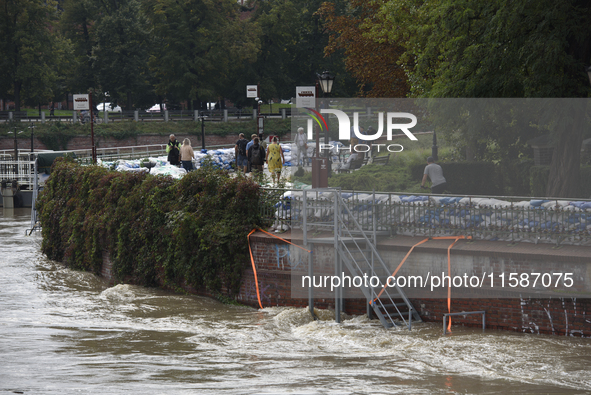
0 158 38 189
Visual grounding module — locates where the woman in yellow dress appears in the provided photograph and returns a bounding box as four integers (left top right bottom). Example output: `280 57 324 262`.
265 136 284 185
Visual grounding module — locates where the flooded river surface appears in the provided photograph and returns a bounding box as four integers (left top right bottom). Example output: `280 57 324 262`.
1 208 590 394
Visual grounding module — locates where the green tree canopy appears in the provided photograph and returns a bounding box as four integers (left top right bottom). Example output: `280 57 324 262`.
143 0 260 105
0 0 63 110
370 0 591 197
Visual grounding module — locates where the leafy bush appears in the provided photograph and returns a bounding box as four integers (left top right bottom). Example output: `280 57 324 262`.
36 158 267 297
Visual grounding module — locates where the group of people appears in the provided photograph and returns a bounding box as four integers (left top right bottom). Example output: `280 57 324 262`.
166 134 195 172
235 133 285 184
165 130 447 193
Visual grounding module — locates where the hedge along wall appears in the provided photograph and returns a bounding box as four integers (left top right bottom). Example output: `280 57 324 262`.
36 158 271 297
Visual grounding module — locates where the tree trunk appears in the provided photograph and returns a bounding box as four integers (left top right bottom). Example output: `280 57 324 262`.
545 100 588 198
14 81 21 111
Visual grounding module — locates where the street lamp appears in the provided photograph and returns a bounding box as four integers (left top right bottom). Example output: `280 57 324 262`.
317 71 335 96
7 127 24 160
28 123 35 153
317 71 335 175
199 112 207 150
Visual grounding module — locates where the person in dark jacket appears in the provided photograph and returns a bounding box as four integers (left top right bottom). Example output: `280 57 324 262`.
247 137 266 173
166 134 181 166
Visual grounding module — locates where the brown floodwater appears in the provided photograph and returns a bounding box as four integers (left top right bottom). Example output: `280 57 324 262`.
1 207 590 394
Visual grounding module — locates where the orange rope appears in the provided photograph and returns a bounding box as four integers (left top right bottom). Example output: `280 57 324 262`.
247 229 263 309
372 238 429 302
445 237 465 333
371 235 471 334
247 228 312 310
255 228 311 253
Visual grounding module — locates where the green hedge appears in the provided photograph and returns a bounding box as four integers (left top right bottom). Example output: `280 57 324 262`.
36 158 270 296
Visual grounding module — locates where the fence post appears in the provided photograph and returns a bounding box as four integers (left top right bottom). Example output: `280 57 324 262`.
223 109 228 122
194 110 199 121
134 110 139 122
281 108 286 119
41 111 45 124
72 111 77 123
164 110 169 122
9 112 13 121
253 109 257 120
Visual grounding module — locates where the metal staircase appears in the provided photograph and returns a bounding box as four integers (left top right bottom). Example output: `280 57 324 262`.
301 189 421 330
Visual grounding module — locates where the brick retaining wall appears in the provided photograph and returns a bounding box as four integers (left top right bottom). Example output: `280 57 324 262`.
238 231 591 337
99 230 591 337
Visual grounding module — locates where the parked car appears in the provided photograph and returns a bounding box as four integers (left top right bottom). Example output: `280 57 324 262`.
97 102 122 112
146 104 166 113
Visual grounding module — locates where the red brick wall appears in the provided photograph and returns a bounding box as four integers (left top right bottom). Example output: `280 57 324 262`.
99 231 591 337
238 232 591 337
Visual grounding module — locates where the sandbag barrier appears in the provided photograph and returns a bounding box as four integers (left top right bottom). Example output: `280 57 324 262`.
262 190 591 246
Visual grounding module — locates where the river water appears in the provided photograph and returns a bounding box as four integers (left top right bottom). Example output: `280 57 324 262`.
1 208 590 394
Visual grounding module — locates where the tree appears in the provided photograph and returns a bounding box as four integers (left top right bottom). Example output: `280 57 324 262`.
375 0 591 197
318 0 409 97
143 0 260 106
59 0 99 95
92 0 153 110
0 0 62 110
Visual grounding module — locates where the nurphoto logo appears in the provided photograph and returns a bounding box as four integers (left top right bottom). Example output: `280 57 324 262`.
303 107 418 154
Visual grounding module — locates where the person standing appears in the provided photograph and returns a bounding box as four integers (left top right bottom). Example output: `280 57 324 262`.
180 138 195 172
266 136 284 185
294 127 308 166
244 134 258 173
166 134 181 166
258 133 267 154
421 156 447 194
247 137 266 174
234 133 249 172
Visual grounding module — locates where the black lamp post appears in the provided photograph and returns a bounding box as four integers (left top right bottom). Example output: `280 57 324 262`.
29 123 35 153
199 112 207 150
317 71 335 96
317 71 335 174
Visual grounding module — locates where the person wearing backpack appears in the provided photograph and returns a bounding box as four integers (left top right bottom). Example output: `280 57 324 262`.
247 137 266 173
234 133 249 172
166 134 181 166
245 134 258 173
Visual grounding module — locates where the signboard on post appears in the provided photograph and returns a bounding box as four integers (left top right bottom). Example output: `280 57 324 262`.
246 85 258 98
295 86 316 108
73 94 90 110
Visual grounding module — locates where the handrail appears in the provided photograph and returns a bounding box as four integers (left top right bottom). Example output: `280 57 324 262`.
260 187 591 246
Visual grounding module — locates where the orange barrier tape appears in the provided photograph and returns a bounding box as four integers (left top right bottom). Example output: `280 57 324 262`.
255 228 311 253
371 235 472 333
372 238 429 302
247 229 263 310
446 237 465 333
247 228 312 310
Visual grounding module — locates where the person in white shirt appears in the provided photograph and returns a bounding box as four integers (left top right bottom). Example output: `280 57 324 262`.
421 156 447 193
294 127 309 166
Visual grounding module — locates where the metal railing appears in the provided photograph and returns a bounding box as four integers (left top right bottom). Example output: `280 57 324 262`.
261 188 591 246
0 155 38 189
